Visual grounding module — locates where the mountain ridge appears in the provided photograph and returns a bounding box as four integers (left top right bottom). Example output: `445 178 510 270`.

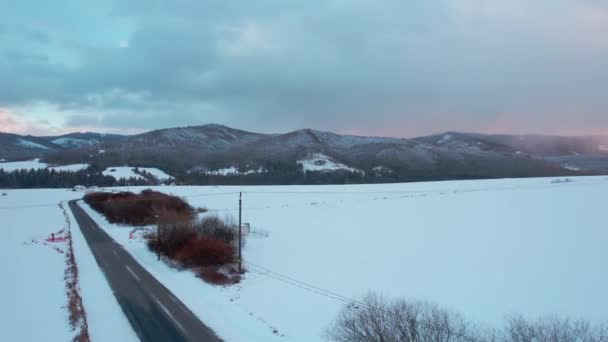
2 124 608 183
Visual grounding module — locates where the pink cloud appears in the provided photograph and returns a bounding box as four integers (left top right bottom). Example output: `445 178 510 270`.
0 108 124 136
0 109 33 134
336 108 608 139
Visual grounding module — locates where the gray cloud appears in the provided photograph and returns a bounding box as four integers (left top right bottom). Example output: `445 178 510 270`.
1 0 607 136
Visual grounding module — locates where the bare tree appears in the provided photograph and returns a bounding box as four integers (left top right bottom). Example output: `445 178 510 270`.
326 292 479 342
326 293 608 342
506 315 608 342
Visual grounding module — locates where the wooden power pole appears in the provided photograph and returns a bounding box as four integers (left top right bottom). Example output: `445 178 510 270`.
238 192 242 273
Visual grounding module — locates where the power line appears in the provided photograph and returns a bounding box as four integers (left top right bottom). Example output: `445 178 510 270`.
0 179 578 211
0 191 241 211
246 261 485 342
243 190 430 195
0 192 236 212
183 191 242 198
247 263 353 303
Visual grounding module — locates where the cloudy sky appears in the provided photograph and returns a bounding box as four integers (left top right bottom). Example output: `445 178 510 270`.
1 0 607 137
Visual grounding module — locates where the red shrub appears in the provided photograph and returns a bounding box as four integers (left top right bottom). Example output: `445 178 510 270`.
175 238 235 267
193 216 238 245
159 226 197 258
83 190 194 226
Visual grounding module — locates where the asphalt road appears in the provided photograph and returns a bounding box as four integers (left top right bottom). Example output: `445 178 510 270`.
68 200 221 342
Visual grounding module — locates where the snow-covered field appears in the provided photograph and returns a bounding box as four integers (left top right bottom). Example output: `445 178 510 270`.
0 158 48 171
102 166 173 180
140 167 174 181
2 176 607 341
81 176 608 341
0 158 88 172
0 189 135 341
297 153 361 173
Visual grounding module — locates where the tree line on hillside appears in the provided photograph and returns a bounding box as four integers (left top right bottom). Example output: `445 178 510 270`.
36 143 582 187
175 160 499 186
0 168 151 188
0 164 500 188
4 149 572 188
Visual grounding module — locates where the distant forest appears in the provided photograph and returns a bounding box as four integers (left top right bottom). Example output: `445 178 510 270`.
0 169 150 188
0 164 492 189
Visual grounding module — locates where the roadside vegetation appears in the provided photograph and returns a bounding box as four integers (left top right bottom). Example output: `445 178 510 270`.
328 292 608 342
83 190 195 226
84 190 241 285
147 214 242 285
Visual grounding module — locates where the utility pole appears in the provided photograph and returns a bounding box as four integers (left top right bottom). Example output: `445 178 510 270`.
157 220 161 261
238 192 242 273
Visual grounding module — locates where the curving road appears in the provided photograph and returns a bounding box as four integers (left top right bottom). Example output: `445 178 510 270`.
69 200 221 342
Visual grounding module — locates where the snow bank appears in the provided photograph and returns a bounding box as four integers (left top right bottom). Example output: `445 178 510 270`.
65 203 139 341
0 190 136 341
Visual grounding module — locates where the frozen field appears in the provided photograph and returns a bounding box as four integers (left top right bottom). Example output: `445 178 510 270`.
0 190 79 341
0 189 135 341
82 176 608 341
2 176 607 341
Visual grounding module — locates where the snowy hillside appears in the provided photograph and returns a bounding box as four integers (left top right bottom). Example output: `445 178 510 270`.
0 159 88 172
102 166 173 181
51 137 99 148
0 159 48 171
102 167 145 180
18 138 52 150
71 176 608 341
3 125 608 180
297 153 361 173
140 167 174 181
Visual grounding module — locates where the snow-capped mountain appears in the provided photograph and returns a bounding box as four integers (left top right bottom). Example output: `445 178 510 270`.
124 124 265 152
47 132 125 148
0 132 60 160
2 125 608 181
